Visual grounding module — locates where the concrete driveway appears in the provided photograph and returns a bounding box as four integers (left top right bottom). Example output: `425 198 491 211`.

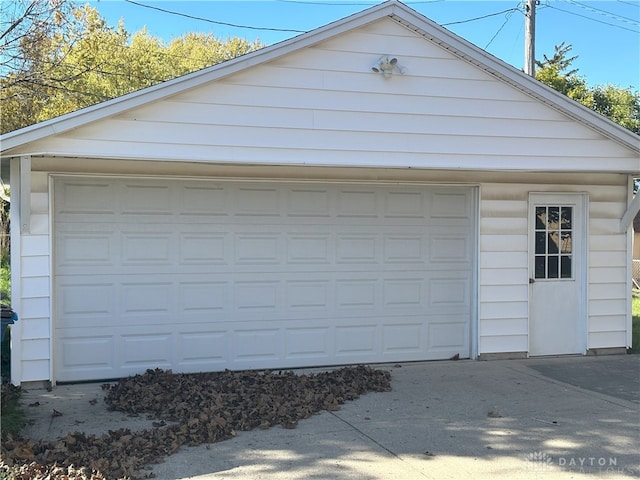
20 355 640 479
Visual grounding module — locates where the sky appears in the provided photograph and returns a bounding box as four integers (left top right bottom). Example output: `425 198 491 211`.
87 0 639 92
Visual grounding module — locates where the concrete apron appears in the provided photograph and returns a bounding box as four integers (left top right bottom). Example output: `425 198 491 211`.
19 356 640 480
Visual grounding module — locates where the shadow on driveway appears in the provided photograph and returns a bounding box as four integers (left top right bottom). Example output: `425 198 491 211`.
525 354 640 403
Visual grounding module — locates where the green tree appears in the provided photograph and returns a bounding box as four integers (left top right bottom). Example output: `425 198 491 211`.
1 3 263 133
535 43 640 134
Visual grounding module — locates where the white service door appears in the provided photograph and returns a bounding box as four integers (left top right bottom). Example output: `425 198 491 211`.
529 193 586 356
53 178 475 381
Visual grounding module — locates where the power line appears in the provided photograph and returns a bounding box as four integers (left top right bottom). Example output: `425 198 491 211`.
616 0 640 9
442 8 521 26
485 7 520 49
544 3 639 33
123 0 529 34
123 0 306 33
561 0 640 27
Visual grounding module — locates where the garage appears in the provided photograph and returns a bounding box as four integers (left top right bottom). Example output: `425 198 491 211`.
53 177 475 382
3 1 638 387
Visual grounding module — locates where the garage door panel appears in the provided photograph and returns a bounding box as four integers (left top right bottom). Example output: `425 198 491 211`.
180 184 229 216
428 276 471 309
180 233 228 264
285 327 330 359
54 178 475 382
335 280 377 309
122 282 173 314
431 191 472 218
178 330 228 366
383 234 425 263
120 332 173 366
427 321 469 353
335 325 378 356
56 331 116 382
235 281 280 311
286 188 331 217
56 229 116 271
384 191 425 218
382 324 423 352
336 235 378 263
286 280 330 311
234 328 283 361
383 278 425 308
58 281 115 321
287 234 332 264
120 183 173 215
181 282 228 312
235 233 281 264
122 233 174 265
236 186 281 216
336 189 379 218
430 236 472 264
57 181 116 216
60 335 114 368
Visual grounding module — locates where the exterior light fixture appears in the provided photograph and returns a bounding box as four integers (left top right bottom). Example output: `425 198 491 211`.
371 56 406 78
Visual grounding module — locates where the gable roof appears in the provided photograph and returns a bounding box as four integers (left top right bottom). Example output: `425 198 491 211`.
1 0 639 157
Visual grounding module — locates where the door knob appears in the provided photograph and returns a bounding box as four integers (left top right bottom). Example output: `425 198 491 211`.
529 278 535 284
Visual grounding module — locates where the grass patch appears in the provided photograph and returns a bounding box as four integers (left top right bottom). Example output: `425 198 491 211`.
631 295 640 354
0 259 9 303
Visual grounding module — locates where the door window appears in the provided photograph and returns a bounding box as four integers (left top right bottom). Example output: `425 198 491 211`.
534 206 573 280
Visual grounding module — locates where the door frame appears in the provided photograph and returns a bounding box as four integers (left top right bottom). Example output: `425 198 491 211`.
527 192 588 356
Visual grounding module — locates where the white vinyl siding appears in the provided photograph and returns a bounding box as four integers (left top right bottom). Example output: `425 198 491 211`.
17 171 51 382
11 171 632 383
17 20 636 171
478 175 630 355
479 192 529 353
588 185 629 348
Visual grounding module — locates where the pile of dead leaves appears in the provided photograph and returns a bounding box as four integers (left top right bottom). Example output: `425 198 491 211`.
0 365 391 480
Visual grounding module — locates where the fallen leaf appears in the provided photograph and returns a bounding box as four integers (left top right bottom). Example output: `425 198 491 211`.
2 366 392 480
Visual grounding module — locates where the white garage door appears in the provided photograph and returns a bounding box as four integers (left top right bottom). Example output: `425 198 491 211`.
53 177 475 382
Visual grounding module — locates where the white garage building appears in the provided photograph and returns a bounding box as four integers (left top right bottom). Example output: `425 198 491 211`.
1 1 639 384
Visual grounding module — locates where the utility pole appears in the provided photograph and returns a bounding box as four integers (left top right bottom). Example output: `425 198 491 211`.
524 0 536 76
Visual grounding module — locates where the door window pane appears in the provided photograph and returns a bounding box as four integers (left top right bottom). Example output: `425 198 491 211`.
533 205 573 280
561 256 572 278
535 207 546 229
548 207 559 228
560 231 572 254
561 207 572 229
535 232 546 254
547 232 559 254
535 256 546 278
548 256 559 278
